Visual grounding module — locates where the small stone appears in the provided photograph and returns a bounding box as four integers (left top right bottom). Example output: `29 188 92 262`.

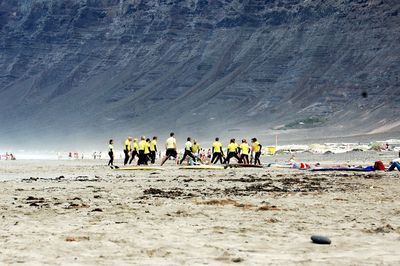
232 257 243 263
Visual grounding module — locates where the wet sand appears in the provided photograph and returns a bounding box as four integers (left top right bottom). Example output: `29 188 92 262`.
0 152 399 265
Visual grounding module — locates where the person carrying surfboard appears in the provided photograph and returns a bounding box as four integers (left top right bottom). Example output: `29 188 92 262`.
161 132 178 166
150 136 158 164
251 138 262 165
224 138 240 164
239 139 250 164
179 137 196 165
123 136 132 165
211 137 224 164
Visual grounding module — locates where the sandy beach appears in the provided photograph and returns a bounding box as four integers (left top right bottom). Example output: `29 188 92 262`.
1 151 399 265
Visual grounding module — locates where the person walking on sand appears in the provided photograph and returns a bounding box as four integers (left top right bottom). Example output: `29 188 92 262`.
144 138 152 165
239 139 250 164
123 136 132 165
211 137 224 164
108 139 115 168
180 137 196 165
251 138 262 165
224 138 240 164
150 136 158 164
137 136 147 165
161 132 178 166
129 138 139 164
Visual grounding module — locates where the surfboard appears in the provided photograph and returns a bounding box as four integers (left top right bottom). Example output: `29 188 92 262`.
115 166 163 171
267 163 292 169
179 165 225 170
225 164 263 168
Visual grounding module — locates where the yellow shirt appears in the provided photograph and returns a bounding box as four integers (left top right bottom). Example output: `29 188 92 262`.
227 143 238 153
191 143 200 153
132 142 139 151
124 139 131 151
212 141 222 153
252 141 261 153
150 139 157 151
240 143 250 155
139 140 146 151
144 142 150 154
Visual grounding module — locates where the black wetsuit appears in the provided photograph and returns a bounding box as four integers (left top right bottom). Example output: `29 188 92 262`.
108 148 114 166
129 149 138 164
224 152 240 164
211 152 224 164
180 149 196 164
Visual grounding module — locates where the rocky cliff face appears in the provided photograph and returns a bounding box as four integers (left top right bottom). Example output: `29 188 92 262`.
1 0 399 149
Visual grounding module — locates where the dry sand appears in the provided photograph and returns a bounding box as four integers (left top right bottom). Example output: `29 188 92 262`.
1 151 400 265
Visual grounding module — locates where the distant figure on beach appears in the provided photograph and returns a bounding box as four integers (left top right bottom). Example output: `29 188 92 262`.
251 138 262 165
10 153 16 160
69 152 72 159
138 136 147 165
224 138 240 164
211 137 224 164
180 137 196 165
108 139 114 168
191 140 203 164
161 132 178 166
129 138 139 164
144 138 151 164
123 136 132 165
150 136 158 164
98 152 102 159
93 152 97 160
239 139 250 164
387 154 400 171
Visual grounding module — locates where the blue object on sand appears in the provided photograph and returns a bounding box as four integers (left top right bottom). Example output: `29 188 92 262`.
311 166 375 172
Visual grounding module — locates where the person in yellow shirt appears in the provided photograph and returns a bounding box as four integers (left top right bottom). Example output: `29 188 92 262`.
144 138 151 164
191 140 204 164
239 139 250 164
251 138 262 165
129 138 139 164
211 137 224 164
191 140 200 155
150 136 158 164
138 136 147 165
123 136 132 165
224 138 240 164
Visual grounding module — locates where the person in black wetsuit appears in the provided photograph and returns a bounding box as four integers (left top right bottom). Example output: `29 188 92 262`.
180 137 196 165
224 138 240 164
108 139 114 168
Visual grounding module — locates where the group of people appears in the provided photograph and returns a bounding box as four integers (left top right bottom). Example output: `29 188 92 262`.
107 132 263 168
108 136 158 168
0 152 16 160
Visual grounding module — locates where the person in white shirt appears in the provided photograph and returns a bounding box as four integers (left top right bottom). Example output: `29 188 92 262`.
161 132 178 166
180 137 196 165
108 139 114 168
388 155 400 171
